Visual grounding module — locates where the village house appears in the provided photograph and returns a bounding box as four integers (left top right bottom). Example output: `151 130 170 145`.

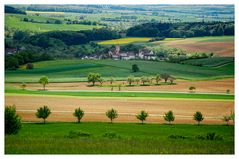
108 45 157 61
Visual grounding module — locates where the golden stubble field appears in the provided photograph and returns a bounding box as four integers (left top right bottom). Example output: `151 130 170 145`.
5 95 234 124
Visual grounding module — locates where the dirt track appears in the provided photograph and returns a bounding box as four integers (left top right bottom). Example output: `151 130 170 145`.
7 78 234 94
5 95 234 124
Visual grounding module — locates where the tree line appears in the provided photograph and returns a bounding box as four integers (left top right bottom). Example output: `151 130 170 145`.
126 21 234 38
5 105 235 135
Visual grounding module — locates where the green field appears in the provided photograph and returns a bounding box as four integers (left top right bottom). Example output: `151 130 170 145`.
5 122 234 154
5 59 234 83
5 87 234 100
181 57 234 67
5 14 101 32
98 37 152 45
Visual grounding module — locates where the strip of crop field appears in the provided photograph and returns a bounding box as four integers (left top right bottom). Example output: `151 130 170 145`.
5 89 234 100
98 37 152 45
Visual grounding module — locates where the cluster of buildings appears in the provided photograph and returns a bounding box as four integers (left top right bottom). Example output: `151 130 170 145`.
108 45 157 60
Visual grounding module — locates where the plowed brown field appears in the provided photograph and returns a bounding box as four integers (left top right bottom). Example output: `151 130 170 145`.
161 40 234 57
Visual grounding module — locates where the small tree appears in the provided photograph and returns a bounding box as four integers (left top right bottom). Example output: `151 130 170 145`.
155 74 161 85
5 105 22 135
135 78 140 85
99 78 104 86
87 73 101 86
150 77 155 85
169 77 176 84
226 89 230 94
26 63 34 69
222 115 231 126
136 110 148 124
160 73 170 83
39 76 49 90
164 110 175 125
73 107 84 123
109 77 114 85
35 106 51 124
127 75 134 86
106 108 118 123
193 111 204 126
20 82 26 90
132 64 139 72
118 84 121 91
141 76 150 85
189 86 196 92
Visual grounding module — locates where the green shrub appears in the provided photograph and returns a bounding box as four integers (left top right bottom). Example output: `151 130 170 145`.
103 132 121 139
195 132 223 141
5 105 22 135
66 130 90 139
168 135 186 139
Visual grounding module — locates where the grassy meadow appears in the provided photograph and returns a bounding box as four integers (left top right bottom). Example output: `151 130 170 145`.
5 122 234 154
5 86 234 100
5 14 101 32
5 59 234 83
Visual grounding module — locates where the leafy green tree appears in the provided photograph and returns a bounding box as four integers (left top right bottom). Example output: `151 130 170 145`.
26 63 34 69
35 106 51 124
135 78 140 85
164 110 175 125
193 111 204 126
99 78 104 86
132 64 139 72
136 110 148 124
87 73 101 86
222 115 231 126
155 74 161 85
141 76 150 85
109 77 114 85
106 108 118 123
169 77 176 84
127 75 134 86
150 77 155 85
73 107 84 123
160 73 170 83
20 82 26 90
39 76 49 90
5 105 22 134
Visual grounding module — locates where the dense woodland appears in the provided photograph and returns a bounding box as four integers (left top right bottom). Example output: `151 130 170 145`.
127 22 234 38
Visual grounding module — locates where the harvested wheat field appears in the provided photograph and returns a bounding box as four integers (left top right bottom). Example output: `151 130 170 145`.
7 78 234 94
5 95 234 124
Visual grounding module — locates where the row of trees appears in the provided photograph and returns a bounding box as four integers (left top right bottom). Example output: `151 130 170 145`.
127 21 234 38
5 105 235 135
87 73 176 87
